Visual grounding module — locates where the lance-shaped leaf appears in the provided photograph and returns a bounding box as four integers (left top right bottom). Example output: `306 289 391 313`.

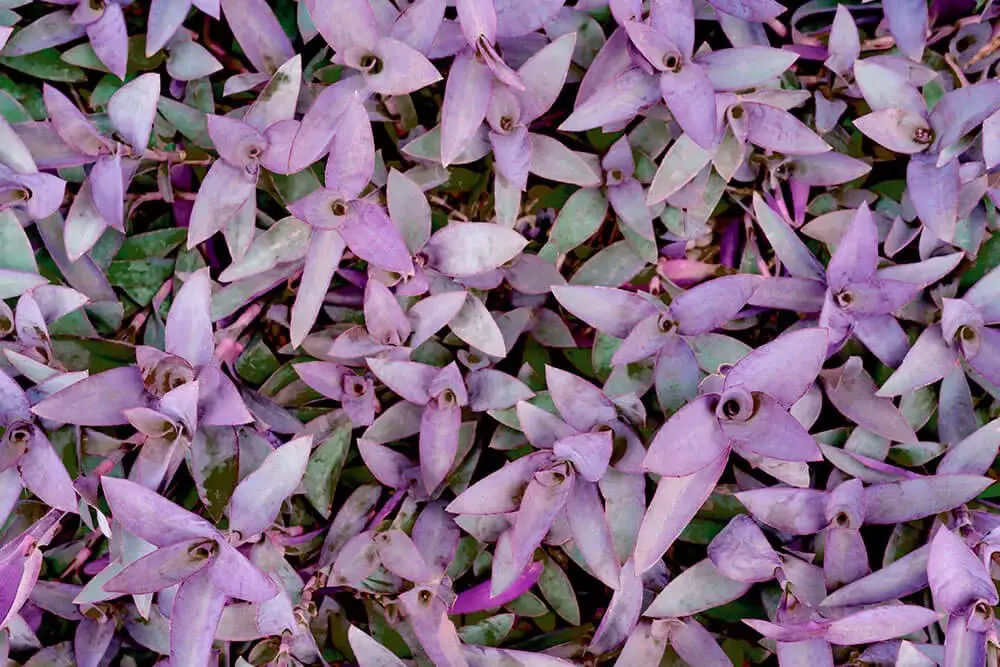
17 427 77 513
398 585 468 666
824 606 939 645
877 325 959 396
101 476 217 547
552 285 659 339
907 155 959 242
408 290 468 348
289 229 346 348
75 616 115 667
43 85 109 157
707 514 781 583
348 625 407 667
825 5 859 76
244 55 302 131
744 102 831 155
645 558 752 618
170 569 227 667
725 327 828 408
450 561 543 614
448 294 507 357
424 223 527 277
108 73 160 154
820 358 917 443
854 108 932 154
643 395 730 477
753 193 826 281
928 527 998 614
187 160 258 249
698 47 798 91
564 480 620 588
938 420 1000 476
882 0 927 62
821 544 930 608
441 48 493 167
735 487 828 535
545 365 615 431
373 530 433 583
863 475 993 524
165 268 215 369
590 559 643 653
0 537 44 631
633 451 727 573
446 451 552 515
466 370 534 411
560 67 660 132
220 0 295 73
228 436 311 538
32 367 149 426
669 274 762 335
103 537 216 595
419 392 462 493
491 464 575 596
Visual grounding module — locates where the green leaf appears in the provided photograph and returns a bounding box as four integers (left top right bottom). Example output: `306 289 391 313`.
260 361 307 397
961 232 1000 289
363 600 411 659
887 441 945 467
0 49 86 82
687 333 753 373
619 220 658 263
883 522 923 567
115 229 188 261
189 426 239 521
235 337 281 384
700 597 766 623
0 90 32 123
268 169 322 206
539 188 608 261
537 553 580 625
504 592 548 618
509 624 592 652
184 77 214 113
0 210 38 273
979 482 1000 499
699 491 746 521
60 43 110 72
157 98 212 147
591 332 620 382
445 536 479 581
457 614 515 647
127 35 167 72
49 336 136 373
303 419 352 518
562 348 595 379
586 128 624 152
678 518 726 545
107 258 175 306
570 240 647 287
0 76 44 120
211 265 299 322
89 75 124 110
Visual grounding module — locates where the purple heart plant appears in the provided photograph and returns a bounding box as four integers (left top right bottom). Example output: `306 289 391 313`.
5 0 1000 665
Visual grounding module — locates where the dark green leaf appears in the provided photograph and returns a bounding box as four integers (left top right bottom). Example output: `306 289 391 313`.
0 49 86 82
189 426 240 521
303 419 352 518
107 258 175 306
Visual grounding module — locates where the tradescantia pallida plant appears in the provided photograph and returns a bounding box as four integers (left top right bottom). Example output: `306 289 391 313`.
10 0 1000 666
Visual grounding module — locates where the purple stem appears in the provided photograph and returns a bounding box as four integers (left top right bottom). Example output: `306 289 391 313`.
365 485 409 531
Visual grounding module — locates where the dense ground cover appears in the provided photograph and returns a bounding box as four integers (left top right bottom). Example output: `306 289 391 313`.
2 0 1000 665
